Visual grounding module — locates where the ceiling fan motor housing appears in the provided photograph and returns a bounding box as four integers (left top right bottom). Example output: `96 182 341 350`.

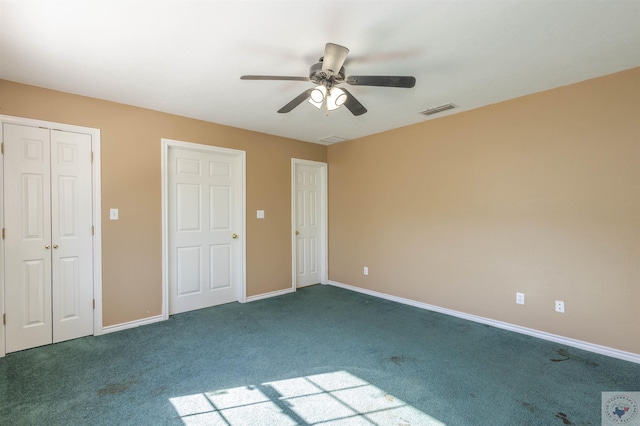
309 62 345 87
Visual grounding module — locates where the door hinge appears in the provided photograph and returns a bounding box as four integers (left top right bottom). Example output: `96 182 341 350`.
1 142 4 154
92 225 95 235
91 151 93 162
93 299 96 309
2 228 4 240
3 313 5 325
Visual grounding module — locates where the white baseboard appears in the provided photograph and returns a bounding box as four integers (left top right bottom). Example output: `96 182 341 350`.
102 314 164 334
246 287 295 302
327 280 640 365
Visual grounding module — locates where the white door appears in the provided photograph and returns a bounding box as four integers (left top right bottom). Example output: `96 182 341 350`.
4 125 52 352
293 161 326 287
168 145 242 314
50 130 94 343
4 123 93 353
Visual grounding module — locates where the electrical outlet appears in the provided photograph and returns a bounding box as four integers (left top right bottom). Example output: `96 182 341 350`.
363 266 368 275
555 300 565 313
516 292 525 305
109 208 119 220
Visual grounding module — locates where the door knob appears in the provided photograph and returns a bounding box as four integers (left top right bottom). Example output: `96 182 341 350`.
232 233 238 239
53 244 59 249
295 231 299 235
45 245 50 249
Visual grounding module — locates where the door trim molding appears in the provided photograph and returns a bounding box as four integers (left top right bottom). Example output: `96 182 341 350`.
291 159 328 291
161 138 247 320
0 114 102 357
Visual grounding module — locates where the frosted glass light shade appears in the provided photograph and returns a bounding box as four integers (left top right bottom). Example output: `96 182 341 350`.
308 86 326 109
326 87 347 110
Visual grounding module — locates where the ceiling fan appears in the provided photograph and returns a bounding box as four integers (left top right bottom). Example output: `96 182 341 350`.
241 43 416 116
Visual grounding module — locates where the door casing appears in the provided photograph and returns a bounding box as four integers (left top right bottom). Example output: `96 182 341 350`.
0 114 103 358
291 158 328 290
161 138 246 319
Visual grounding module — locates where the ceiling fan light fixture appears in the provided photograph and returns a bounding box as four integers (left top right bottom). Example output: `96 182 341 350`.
326 87 347 111
245 42 416 116
309 86 326 108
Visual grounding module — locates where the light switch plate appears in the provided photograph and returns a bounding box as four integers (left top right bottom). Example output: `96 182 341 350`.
257 210 265 219
110 208 119 220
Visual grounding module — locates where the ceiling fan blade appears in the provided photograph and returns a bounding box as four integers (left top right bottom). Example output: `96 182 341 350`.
278 89 313 113
346 75 416 88
241 75 310 81
340 89 367 116
322 43 349 75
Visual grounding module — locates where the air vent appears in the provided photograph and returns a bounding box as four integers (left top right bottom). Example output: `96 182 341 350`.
318 135 348 144
419 103 457 116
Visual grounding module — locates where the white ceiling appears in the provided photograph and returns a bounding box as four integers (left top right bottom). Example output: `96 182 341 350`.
1 0 639 144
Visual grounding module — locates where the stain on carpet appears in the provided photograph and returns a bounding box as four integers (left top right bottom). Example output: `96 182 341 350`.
390 355 407 365
151 385 166 397
555 412 573 424
520 401 539 413
550 348 599 367
98 379 140 396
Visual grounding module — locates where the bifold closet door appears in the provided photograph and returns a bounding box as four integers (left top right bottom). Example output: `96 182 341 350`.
4 123 93 353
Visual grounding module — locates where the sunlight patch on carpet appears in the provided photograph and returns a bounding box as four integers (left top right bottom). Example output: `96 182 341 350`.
170 370 445 425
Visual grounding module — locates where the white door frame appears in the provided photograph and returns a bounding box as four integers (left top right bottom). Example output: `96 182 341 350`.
161 138 246 319
291 159 328 290
0 114 103 358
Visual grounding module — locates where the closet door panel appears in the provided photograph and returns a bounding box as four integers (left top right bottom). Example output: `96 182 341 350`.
50 130 94 343
3 123 53 352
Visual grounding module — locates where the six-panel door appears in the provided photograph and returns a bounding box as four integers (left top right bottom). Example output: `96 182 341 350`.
168 146 241 314
295 164 321 287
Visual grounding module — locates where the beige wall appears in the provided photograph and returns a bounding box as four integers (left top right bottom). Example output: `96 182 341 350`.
2 68 638 355
328 68 640 354
0 80 326 326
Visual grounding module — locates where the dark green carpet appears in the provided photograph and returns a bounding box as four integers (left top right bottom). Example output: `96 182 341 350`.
1 284 638 425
